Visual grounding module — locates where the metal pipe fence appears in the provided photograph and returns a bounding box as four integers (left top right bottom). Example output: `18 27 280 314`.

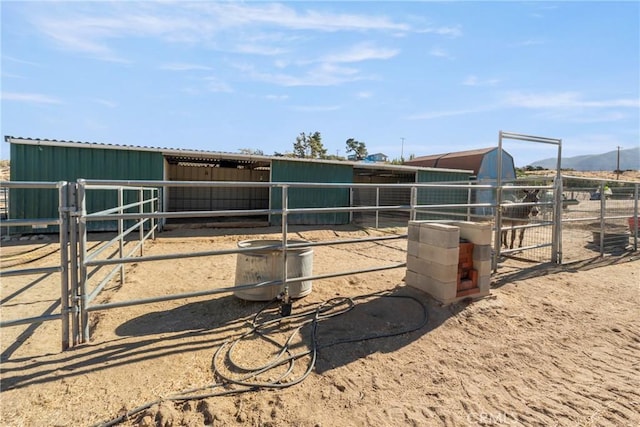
560 176 638 262
1 176 638 351
73 179 496 344
0 181 71 350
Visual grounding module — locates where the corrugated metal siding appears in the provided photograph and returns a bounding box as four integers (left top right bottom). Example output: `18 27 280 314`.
9 143 164 232
415 169 472 220
167 164 269 211
477 150 516 182
270 160 352 225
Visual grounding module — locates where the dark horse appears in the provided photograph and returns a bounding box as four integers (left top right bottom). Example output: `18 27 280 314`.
501 189 540 249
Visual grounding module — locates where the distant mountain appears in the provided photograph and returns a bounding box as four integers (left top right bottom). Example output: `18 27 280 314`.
529 146 640 171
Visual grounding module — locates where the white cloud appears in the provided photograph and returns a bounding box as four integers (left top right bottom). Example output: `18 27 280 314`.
203 76 233 93
406 106 494 120
250 62 365 87
93 98 117 108
290 104 342 112
1 72 25 79
320 43 399 63
355 91 373 99
429 47 453 59
2 92 62 104
462 75 500 86
266 94 289 101
189 2 411 33
416 25 462 37
511 38 545 47
407 91 639 122
28 2 416 62
504 91 640 109
2 55 43 67
160 63 213 71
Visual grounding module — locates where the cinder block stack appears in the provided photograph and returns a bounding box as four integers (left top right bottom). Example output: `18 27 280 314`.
405 221 492 305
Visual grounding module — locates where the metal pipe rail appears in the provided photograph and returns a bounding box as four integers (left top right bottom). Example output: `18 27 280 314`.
84 234 406 267
81 178 495 190
0 266 62 278
0 181 71 350
0 313 62 328
83 203 498 223
0 181 61 189
89 197 158 218
76 182 160 343
84 218 151 263
79 179 485 343
85 262 406 313
0 218 60 227
501 242 553 256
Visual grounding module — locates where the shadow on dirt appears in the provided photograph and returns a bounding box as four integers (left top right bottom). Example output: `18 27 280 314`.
0 283 464 392
493 250 639 289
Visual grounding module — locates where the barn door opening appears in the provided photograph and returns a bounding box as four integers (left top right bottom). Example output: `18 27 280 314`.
164 156 270 228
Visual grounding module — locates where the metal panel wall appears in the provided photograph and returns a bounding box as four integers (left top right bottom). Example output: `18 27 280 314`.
415 169 472 220
475 149 516 215
477 149 516 182
270 160 352 225
9 143 164 232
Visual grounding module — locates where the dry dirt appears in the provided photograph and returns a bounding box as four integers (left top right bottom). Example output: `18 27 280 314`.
523 169 640 182
1 224 639 427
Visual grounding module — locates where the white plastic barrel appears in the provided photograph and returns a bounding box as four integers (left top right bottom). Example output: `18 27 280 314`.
234 239 313 301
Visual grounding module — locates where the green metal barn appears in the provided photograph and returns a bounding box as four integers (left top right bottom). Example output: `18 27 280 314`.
4 136 473 230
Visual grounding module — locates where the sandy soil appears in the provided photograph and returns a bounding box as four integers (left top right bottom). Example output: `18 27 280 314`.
523 169 640 183
1 223 639 427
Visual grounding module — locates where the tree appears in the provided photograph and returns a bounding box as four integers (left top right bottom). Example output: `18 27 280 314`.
293 132 327 159
345 138 367 160
238 148 264 155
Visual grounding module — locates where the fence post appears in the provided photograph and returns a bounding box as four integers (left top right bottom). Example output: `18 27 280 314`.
493 184 503 272
281 185 289 299
599 182 606 257
77 179 90 343
139 188 144 256
151 188 157 240
633 184 638 251
67 182 80 347
410 186 417 221
349 187 353 224
118 187 125 285
552 175 563 264
58 182 70 351
375 187 380 229
466 181 472 222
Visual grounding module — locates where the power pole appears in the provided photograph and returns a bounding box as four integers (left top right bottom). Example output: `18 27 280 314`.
617 146 621 180
401 137 405 162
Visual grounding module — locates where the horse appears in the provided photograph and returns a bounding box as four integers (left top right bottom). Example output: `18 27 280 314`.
501 189 540 249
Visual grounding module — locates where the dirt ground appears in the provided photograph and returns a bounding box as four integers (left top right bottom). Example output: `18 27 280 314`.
1 223 639 427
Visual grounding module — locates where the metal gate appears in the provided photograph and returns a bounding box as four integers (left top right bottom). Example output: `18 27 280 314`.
493 132 563 267
497 179 556 264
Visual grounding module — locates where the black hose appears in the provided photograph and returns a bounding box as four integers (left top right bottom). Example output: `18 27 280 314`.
92 290 429 427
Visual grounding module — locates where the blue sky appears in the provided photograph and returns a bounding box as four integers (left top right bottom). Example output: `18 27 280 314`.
1 1 638 166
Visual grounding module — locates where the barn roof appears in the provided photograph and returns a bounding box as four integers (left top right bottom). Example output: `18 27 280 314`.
5 135 473 174
403 147 513 175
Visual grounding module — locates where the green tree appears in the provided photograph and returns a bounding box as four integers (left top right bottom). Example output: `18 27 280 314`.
293 132 327 158
238 148 264 155
345 138 368 160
